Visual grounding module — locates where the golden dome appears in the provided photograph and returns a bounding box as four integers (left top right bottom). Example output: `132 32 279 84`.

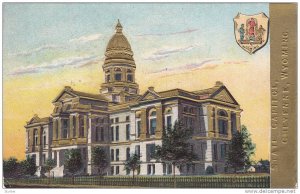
104 20 135 67
105 20 133 53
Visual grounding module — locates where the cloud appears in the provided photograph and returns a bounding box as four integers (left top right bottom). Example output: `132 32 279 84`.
151 59 219 74
69 33 103 43
9 55 102 76
136 28 199 37
150 59 249 75
8 44 63 57
144 45 198 61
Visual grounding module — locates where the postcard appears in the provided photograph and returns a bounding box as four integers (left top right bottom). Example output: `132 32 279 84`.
2 2 297 190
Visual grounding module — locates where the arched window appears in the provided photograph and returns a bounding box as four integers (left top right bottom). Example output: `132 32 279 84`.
43 129 47 147
34 129 38 146
218 109 228 135
114 68 122 81
218 110 228 117
127 69 133 82
149 109 157 135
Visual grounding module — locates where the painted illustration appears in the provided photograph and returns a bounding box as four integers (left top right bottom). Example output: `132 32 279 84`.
3 3 270 188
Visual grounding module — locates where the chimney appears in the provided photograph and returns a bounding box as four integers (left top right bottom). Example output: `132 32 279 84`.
215 81 223 86
148 86 154 91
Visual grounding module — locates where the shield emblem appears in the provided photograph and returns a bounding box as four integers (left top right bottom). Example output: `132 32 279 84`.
234 12 269 54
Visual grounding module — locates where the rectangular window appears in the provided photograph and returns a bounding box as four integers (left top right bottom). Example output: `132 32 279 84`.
79 117 85 137
135 145 140 157
111 127 114 141
82 148 87 160
62 119 69 138
146 144 155 161
150 118 156 135
126 148 130 160
152 164 155 175
111 166 114 175
116 149 119 161
110 118 114 124
184 116 188 127
73 116 76 138
100 127 104 141
127 74 133 82
192 164 196 174
42 154 46 165
126 116 130 122
96 127 99 141
137 120 141 138
111 149 114 161
43 135 47 147
147 164 151 175
213 144 218 160
116 166 120 175
221 144 226 159
163 164 166 175
126 124 130 140
168 164 172 175
115 117 119 123
115 73 122 81
116 126 119 141
166 116 172 129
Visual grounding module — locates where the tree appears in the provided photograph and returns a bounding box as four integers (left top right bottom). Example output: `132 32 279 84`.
226 125 256 172
64 149 82 183
44 158 56 181
154 121 197 187
123 153 141 185
20 155 37 176
3 157 18 178
92 146 108 176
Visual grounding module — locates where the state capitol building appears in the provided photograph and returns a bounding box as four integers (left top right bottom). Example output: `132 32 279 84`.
25 21 242 177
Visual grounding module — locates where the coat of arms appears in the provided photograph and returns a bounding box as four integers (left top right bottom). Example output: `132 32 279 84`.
234 12 269 54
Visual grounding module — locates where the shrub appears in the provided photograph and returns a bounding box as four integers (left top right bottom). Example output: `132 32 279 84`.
205 166 214 175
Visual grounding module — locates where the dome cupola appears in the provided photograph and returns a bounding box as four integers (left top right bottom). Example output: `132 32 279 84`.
100 20 139 103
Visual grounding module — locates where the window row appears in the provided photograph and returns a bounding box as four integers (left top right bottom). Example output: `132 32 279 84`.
53 116 85 139
105 68 134 83
110 124 131 142
110 116 130 124
31 128 47 147
111 146 141 162
213 143 227 160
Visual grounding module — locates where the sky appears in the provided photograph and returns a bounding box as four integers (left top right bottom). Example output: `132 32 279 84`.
3 3 270 161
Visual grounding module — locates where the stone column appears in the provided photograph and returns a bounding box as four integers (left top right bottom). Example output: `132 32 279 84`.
38 126 42 146
236 112 241 131
87 114 92 175
214 108 219 138
29 129 34 147
155 105 163 139
57 118 61 140
122 68 126 81
140 108 147 140
69 115 74 138
76 114 80 138
53 119 57 140
227 110 232 140
111 68 115 82
84 115 88 138
206 106 214 138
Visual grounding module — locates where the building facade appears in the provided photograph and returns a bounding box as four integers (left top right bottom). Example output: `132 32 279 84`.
25 20 242 177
